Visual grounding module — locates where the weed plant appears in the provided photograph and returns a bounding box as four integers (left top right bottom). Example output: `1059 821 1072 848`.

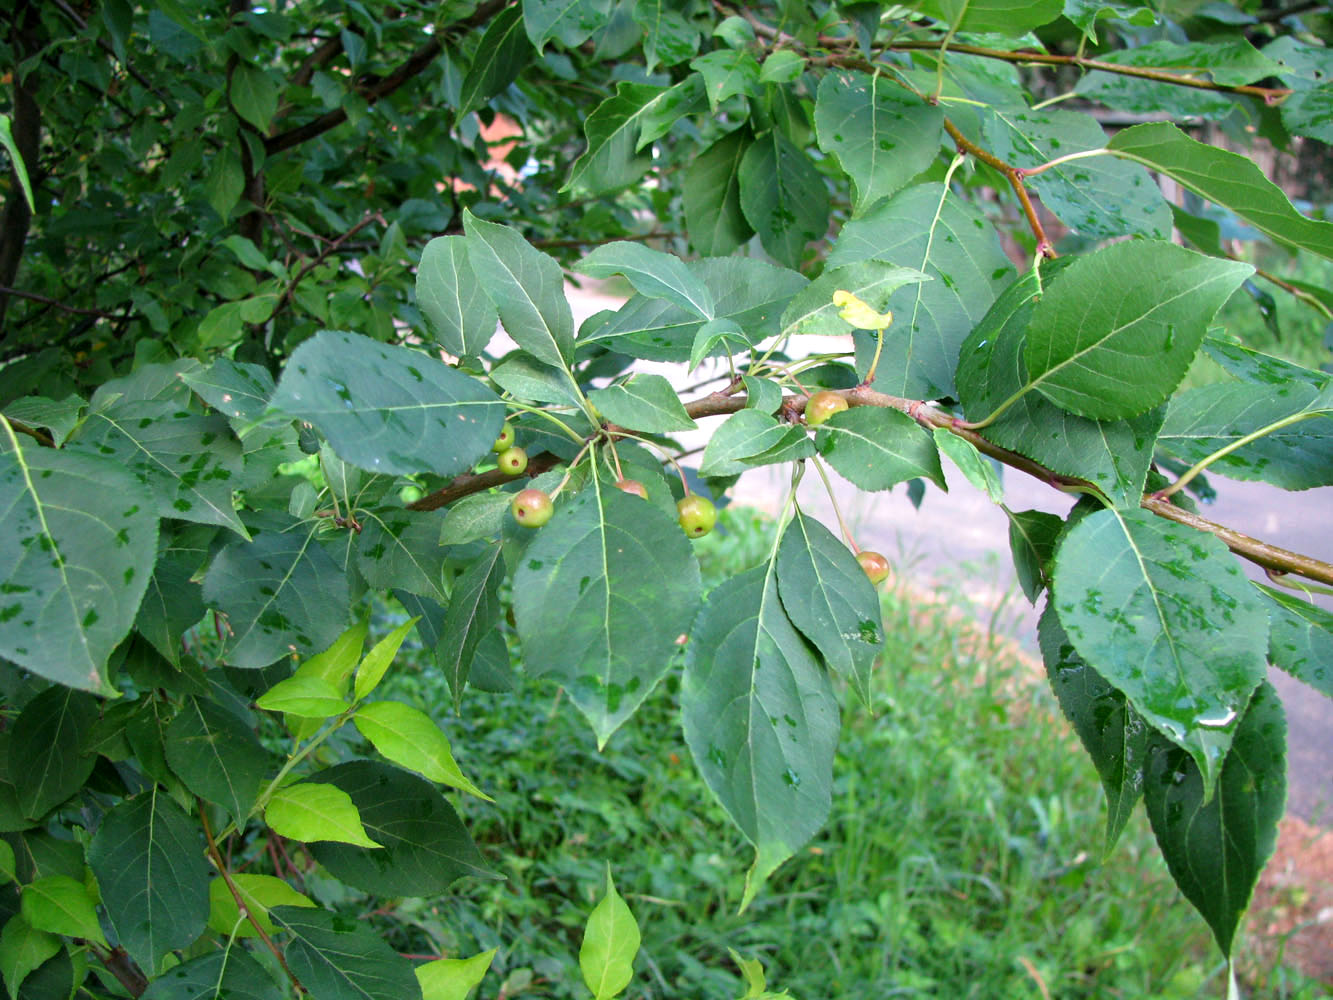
366 507 1321 999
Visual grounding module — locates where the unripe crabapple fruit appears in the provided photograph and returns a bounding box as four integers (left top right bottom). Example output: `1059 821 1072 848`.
857 550 891 585
805 390 849 426
615 478 648 499
498 445 528 475
492 426 515 453
676 495 716 538
511 488 553 528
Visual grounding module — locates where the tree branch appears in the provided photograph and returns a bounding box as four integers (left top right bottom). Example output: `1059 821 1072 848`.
0 284 117 318
411 385 1333 587
264 211 385 324
264 0 508 156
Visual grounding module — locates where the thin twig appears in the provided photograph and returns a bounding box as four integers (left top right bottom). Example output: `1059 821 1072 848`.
943 120 1055 257
199 802 308 994
265 212 385 324
0 284 119 318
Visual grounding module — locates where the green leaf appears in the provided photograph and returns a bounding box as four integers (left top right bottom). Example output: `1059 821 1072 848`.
780 261 928 339
1257 585 1333 700
1107 123 1333 262
1144 681 1286 958
306 761 496 895
1264 38 1333 143
69 397 248 537
439 493 511 546
1050 508 1268 787
256 674 347 718
0 916 59 1000
182 359 276 423
1157 384 1333 491
139 948 282 1000
165 696 274 825
688 318 749 371
489 355 578 406
682 565 839 910
523 0 611 50
588 374 697 433
690 49 761 110
633 0 698 72
21 875 106 945
776 509 884 704
436 546 505 711
814 71 944 215
742 425 814 467
684 129 754 257
1006 508 1062 604
738 130 829 269
814 407 945 492
564 83 660 196
956 266 1167 509
0 115 35 211
299 620 369 693
699 410 788 477
513 482 702 747
205 147 244 222
203 521 349 669
920 0 1063 32
416 948 496 1000
579 866 640 1000
9 686 97 820
827 183 1015 398
575 243 714 318
933 430 1003 502
354 701 490 799
458 6 532 117
1023 241 1252 420
354 618 418 703
0 842 12 884
357 509 450 604
272 905 423 1000
742 376 782 415
416 237 498 358
463 211 575 371
1204 338 1333 397
270 330 505 479
206 874 315 939
980 108 1170 239
0 441 158 695
1039 606 1149 856
230 61 278 132
88 789 211 974
760 49 804 83
266 783 382 848
1 396 83 447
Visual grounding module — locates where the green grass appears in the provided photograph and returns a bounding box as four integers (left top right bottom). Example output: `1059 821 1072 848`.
368 506 1323 999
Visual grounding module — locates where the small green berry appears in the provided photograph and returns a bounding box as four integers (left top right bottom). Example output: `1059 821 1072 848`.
498 446 528 475
398 484 424 505
492 426 515 453
805 390 849 426
857 550 891 585
676 495 716 538
511 488 553 528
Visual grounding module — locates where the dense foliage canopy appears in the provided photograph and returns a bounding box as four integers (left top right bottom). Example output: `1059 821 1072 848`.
2 0 1333 996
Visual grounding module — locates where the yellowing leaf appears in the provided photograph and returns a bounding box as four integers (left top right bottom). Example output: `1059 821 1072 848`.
353 701 491 800
415 948 497 1000
579 865 640 1000
832 289 893 330
266 783 382 848
20 875 107 946
354 618 419 702
206 873 315 938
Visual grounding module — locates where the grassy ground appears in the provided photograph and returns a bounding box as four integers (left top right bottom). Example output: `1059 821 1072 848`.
374 506 1326 999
